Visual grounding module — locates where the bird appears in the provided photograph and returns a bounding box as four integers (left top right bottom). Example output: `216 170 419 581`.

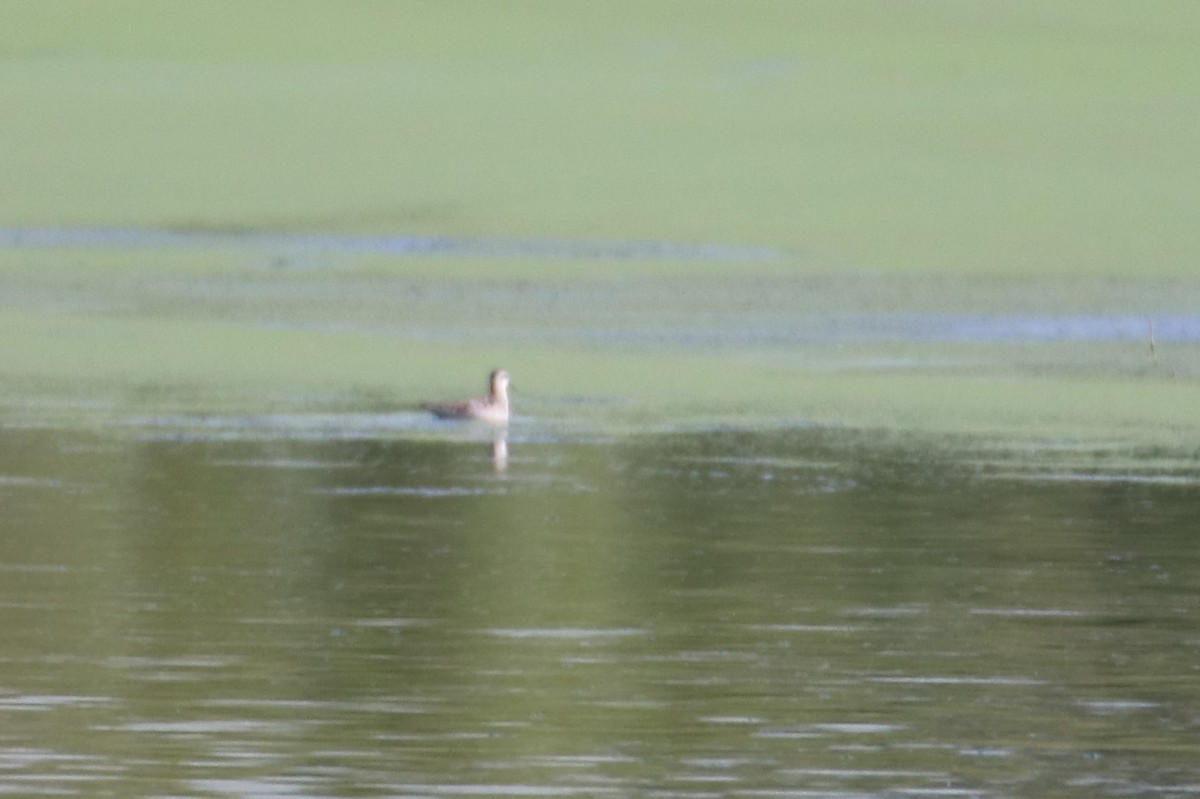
423 369 510 424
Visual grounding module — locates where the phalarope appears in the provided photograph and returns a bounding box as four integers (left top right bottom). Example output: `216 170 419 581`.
423 369 510 424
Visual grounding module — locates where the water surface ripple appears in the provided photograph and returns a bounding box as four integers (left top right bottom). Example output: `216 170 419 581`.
2 425 1198 797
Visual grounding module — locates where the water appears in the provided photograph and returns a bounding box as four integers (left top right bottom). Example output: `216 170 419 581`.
5 226 1200 348
0 226 785 264
2 421 1199 797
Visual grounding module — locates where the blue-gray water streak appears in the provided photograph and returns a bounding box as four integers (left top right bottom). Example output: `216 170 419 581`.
0 225 784 263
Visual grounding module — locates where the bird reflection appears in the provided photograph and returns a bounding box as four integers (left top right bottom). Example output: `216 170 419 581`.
491 428 508 473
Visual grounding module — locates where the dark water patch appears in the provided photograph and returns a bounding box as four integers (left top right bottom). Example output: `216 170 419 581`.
2 424 1200 796
0 225 784 263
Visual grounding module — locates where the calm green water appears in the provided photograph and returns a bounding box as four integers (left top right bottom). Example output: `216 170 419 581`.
3 421 1199 797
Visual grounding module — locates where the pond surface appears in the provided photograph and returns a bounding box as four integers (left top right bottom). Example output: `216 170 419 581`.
6 8 1199 794
3 421 1199 797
